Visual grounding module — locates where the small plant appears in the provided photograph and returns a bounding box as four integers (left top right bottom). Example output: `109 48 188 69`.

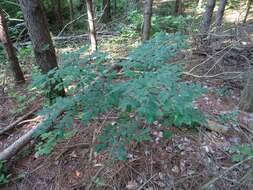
229 144 253 162
217 86 232 97
217 110 239 127
0 161 11 185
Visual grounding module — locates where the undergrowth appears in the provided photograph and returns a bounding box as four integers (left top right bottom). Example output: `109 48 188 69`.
31 32 206 160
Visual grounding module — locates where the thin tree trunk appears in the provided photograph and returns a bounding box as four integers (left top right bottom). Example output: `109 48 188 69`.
175 0 183 15
239 72 253 112
112 0 117 15
102 0 111 23
0 9 25 84
86 0 97 52
143 0 153 41
215 0 227 32
18 0 65 98
243 0 253 23
69 0 74 32
201 0 216 34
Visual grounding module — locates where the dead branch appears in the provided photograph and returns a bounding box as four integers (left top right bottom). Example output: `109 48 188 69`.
0 106 40 136
199 156 253 190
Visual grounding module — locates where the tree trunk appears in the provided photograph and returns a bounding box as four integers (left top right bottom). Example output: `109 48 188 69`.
175 0 183 15
18 0 65 98
0 9 25 84
86 0 97 52
69 0 74 32
201 0 216 34
54 0 64 31
102 0 111 23
215 0 227 32
243 0 253 23
143 0 153 41
112 0 117 15
239 72 253 112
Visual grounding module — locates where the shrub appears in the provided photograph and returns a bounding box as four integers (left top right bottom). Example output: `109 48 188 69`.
32 32 206 160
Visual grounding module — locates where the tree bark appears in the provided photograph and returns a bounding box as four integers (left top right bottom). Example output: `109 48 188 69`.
69 0 74 32
0 9 25 84
143 0 153 41
86 0 97 52
112 0 117 15
18 0 65 98
201 0 216 34
239 72 253 112
243 0 253 23
174 0 184 15
215 0 227 32
102 0 111 23
53 0 64 31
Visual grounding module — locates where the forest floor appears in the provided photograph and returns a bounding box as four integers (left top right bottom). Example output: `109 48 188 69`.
1 1 253 190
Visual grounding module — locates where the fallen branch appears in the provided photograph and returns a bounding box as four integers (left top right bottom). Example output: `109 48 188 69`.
199 156 253 190
0 125 39 161
0 106 40 136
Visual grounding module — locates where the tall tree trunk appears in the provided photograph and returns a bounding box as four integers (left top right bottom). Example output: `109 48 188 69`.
243 0 253 23
174 0 183 15
102 0 111 23
86 0 97 52
143 0 153 41
112 0 117 15
54 0 64 31
215 0 227 32
201 0 216 34
69 0 74 32
18 0 65 98
239 72 253 112
0 9 25 84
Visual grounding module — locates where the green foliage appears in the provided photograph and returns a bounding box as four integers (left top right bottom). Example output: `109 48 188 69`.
124 10 193 37
152 15 193 33
32 33 206 160
217 110 239 127
96 117 151 160
230 144 253 162
0 161 10 185
217 86 232 97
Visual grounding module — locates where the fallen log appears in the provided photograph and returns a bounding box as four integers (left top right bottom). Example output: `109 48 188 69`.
0 106 40 136
0 125 38 161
